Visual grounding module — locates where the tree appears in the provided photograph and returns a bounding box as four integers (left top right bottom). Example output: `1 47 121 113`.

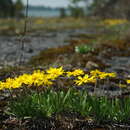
0 0 24 18
60 8 67 18
88 0 130 19
0 0 14 17
14 0 24 17
69 0 130 19
69 0 86 17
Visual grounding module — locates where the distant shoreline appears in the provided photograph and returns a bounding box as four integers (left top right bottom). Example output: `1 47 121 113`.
22 6 69 17
28 5 63 10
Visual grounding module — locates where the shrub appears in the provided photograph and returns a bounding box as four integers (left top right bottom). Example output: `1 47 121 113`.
75 44 94 54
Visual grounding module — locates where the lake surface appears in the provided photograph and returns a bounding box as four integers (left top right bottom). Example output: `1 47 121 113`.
23 8 70 17
27 9 61 17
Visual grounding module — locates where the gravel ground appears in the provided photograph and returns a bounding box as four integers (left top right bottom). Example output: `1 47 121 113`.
0 29 130 75
0 29 86 67
0 28 98 67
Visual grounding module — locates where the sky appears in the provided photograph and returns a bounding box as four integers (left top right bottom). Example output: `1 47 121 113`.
22 0 71 7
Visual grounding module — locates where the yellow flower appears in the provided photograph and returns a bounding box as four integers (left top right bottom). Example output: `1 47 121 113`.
75 74 96 86
88 76 96 83
46 67 64 79
3 78 16 89
103 19 128 26
31 70 45 86
90 70 116 80
18 74 33 85
90 69 102 76
0 81 5 90
126 80 130 84
119 84 127 88
98 73 108 79
25 70 53 86
107 72 116 78
35 18 44 24
32 73 53 86
38 74 53 86
99 72 116 79
66 69 84 77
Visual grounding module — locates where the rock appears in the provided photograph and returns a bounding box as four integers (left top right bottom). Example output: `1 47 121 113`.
27 48 34 53
85 61 99 69
64 64 72 70
0 66 3 69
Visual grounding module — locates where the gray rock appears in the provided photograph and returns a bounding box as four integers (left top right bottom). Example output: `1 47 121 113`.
85 61 99 69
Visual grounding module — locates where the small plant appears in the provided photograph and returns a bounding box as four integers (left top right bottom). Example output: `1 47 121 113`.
9 89 80 118
9 88 130 124
75 44 94 54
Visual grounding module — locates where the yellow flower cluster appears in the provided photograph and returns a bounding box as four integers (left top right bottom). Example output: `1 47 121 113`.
103 19 128 26
35 18 44 25
0 67 117 90
75 69 116 86
90 70 116 79
0 67 64 90
66 69 84 77
46 67 64 79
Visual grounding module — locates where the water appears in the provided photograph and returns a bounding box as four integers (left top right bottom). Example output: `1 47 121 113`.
27 9 61 17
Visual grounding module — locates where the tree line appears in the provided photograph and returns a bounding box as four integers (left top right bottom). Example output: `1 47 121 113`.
67 0 130 19
1 0 130 19
0 0 24 18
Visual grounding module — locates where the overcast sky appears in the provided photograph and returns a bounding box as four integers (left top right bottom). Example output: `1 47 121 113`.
22 0 71 7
